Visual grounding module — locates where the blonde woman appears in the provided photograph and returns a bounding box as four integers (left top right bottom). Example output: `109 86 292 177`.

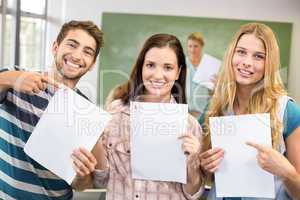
198 23 300 199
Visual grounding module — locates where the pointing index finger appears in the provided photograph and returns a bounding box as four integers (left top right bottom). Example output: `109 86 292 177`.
246 141 265 152
41 76 60 89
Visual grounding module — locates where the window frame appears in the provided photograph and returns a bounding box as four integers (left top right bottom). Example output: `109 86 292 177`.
0 0 48 69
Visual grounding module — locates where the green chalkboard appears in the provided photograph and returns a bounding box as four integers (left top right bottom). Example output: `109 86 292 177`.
98 12 292 105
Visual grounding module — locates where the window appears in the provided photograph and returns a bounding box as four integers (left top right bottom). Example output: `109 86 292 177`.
2 15 14 67
0 0 15 68
21 0 46 14
0 0 47 70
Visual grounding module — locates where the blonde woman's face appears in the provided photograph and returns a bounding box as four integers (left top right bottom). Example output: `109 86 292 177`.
232 34 266 88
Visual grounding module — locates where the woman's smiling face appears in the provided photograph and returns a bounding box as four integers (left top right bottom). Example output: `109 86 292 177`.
142 46 181 102
232 33 266 88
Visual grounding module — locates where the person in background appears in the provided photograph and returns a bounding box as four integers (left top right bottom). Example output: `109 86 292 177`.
71 33 205 200
0 20 103 199
186 32 214 118
198 23 300 200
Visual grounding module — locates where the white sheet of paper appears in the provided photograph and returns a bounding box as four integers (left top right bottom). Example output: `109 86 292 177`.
130 101 188 183
192 54 221 90
24 88 111 185
209 114 275 198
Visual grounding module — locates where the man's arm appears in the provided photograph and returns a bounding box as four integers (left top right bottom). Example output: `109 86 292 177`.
0 68 16 102
0 70 59 94
0 70 29 93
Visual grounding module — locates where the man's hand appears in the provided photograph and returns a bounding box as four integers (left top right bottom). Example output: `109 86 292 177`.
71 147 97 177
1 71 60 95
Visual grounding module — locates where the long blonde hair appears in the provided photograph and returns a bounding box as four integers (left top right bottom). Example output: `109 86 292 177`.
203 23 286 150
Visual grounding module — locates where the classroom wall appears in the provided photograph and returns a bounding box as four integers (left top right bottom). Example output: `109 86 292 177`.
45 0 300 103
